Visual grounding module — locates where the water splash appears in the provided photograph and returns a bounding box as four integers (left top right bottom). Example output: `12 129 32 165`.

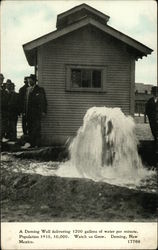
56 107 156 188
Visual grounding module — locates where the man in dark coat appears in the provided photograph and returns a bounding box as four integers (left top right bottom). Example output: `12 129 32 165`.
156 100 158 153
7 82 20 141
145 86 158 141
24 74 47 147
0 74 10 141
19 77 29 135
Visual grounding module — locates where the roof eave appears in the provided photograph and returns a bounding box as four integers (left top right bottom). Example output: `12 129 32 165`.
23 46 37 66
91 20 153 57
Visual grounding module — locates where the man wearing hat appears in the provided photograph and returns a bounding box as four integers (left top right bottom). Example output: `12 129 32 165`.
7 81 20 141
23 74 47 148
19 76 29 136
145 86 158 142
0 74 10 141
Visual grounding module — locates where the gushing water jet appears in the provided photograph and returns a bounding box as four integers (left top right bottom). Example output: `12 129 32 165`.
56 107 155 188
69 107 142 180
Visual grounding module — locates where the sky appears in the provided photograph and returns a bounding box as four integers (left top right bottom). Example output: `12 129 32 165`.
1 0 157 91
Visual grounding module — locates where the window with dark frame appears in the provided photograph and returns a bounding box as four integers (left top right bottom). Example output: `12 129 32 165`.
71 68 102 89
66 65 107 92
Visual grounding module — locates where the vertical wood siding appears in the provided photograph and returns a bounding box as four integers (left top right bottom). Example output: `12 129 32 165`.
38 26 134 145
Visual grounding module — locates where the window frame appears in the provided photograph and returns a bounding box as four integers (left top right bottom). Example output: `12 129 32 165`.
65 64 107 92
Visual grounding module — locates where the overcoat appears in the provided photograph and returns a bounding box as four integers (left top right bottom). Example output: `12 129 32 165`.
145 97 157 140
25 85 47 118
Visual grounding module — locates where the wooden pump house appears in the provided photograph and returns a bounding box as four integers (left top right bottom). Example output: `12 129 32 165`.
23 4 153 145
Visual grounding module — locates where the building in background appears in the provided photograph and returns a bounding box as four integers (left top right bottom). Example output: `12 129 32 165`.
135 83 153 95
23 4 152 145
135 83 153 116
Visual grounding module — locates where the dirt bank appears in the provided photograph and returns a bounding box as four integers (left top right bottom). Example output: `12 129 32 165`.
1 159 157 222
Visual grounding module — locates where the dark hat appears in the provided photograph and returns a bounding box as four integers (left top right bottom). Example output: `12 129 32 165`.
29 74 36 82
0 73 4 79
151 86 158 94
6 79 12 84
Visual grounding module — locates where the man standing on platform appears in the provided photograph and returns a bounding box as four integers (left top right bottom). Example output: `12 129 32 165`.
23 74 47 148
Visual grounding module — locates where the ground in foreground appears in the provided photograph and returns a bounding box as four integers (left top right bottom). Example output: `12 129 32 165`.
1 158 157 222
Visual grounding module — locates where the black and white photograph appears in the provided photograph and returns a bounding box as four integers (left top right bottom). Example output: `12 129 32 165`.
1 0 157 249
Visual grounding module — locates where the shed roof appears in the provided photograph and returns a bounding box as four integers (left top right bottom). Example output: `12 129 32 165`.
56 3 110 29
23 4 153 66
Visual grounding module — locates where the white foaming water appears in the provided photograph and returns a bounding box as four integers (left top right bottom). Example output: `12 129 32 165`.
56 107 155 188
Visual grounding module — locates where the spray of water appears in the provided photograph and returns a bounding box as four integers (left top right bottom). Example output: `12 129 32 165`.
56 107 155 188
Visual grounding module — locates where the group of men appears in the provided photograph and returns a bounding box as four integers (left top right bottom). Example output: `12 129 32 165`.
1 75 19 142
0 73 47 148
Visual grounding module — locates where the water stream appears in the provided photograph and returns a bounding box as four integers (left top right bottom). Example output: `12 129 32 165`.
56 107 156 191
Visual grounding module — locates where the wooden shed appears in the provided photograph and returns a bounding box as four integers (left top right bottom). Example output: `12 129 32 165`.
23 4 153 145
